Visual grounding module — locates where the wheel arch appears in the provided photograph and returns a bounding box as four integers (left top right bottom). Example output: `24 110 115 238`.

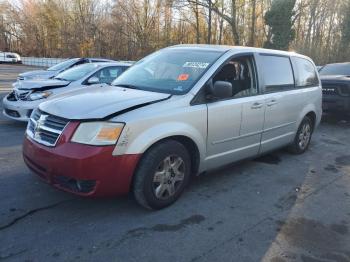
129 135 202 194
305 111 317 130
297 103 320 131
114 122 206 173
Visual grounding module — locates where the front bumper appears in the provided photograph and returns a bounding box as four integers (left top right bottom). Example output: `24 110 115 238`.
23 122 141 197
2 96 40 121
323 95 350 113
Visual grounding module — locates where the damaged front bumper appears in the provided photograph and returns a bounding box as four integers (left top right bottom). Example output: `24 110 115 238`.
23 121 141 197
2 94 41 121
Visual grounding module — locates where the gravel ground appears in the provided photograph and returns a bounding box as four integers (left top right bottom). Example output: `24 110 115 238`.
0 64 350 262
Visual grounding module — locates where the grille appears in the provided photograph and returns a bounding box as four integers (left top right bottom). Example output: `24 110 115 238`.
27 109 69 147
6 91 17 101
15 90 31 101
322 85 339 96
322 83 350 96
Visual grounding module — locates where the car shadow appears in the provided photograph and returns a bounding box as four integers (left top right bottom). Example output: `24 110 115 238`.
321 112 350 127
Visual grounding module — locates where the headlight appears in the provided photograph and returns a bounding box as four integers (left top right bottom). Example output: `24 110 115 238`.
28 91 52 101
71 122 124 146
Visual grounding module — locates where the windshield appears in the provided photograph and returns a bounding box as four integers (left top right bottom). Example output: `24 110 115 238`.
111 48 224 94
319 64 350 76
48 59 79 71
54 63 98 81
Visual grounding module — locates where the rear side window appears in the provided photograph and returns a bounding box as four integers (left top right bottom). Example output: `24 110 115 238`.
260 55 294 92
292 57 319 87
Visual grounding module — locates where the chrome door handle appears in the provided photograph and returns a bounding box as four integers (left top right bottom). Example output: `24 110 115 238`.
267 100 278 106
251 102 263 109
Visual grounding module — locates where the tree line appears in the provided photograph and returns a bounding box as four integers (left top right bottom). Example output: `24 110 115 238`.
1 0 350 65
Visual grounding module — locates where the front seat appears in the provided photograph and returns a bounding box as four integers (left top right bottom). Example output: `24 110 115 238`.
213 63 236 83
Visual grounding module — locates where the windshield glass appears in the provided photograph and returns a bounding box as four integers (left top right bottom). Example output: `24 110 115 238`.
111 48 224 94
54 63 98 81
48 59 79 71
319 64 350 76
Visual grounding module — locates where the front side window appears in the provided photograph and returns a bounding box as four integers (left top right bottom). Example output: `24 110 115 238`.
54 63 98 81
6 54 16 58
111 48 224 94
292 57 319 87
260 55 294 92
89 66 128 84
212 56 257 99
319 63 350 76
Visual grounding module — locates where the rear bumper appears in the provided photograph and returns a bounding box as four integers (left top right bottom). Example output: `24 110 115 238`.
323 95 350 113
23 123 141 197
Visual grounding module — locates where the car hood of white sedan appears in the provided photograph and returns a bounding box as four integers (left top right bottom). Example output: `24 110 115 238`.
39 85 171 120
14 78 70 90
19 70 57 79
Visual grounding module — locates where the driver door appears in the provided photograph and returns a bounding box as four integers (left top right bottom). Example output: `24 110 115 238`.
205 54 265 170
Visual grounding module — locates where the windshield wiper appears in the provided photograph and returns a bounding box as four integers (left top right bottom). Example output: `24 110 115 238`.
113 84 140 90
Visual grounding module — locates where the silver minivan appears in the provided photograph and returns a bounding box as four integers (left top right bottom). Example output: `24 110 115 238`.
23 45 322 209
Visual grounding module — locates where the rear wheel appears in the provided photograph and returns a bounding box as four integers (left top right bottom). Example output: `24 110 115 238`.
289 116 313 154
133 140 191 210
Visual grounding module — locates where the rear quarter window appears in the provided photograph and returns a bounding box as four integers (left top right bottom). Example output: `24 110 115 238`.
292 57 319 87
259 55 294 92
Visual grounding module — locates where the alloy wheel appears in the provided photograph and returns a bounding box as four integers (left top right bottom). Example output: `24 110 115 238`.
298 123 311 150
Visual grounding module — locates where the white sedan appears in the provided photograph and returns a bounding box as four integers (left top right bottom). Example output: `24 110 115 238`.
2 62 132 121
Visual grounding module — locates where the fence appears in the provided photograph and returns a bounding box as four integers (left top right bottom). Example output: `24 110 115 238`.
21 57 67 67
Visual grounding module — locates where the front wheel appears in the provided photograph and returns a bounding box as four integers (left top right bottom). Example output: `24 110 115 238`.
288 116 313 154
133 140 191 210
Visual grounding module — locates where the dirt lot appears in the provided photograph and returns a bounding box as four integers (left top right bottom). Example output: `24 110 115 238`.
1 64 350 262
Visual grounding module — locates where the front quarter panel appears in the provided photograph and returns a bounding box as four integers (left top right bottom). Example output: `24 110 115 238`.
112 99 207 172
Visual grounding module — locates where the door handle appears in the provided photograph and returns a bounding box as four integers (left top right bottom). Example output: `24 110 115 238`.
251 102 263 109
267 99 278 107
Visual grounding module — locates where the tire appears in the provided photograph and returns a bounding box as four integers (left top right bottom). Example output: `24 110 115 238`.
288 116 313 154
133 140 191 210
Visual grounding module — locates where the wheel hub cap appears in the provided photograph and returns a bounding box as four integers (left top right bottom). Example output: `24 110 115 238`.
152 155 185 200
298 123 311 150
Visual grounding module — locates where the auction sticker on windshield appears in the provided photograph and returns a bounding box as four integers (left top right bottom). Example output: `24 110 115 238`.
177 74 190 81
183 62 210 69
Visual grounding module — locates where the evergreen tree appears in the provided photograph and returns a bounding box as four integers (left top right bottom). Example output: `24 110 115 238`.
264 0 296 50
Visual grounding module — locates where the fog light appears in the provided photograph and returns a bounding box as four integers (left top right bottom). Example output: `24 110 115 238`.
76 180 96 193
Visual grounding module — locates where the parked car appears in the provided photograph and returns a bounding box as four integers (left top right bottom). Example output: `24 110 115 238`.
319 62 350 114
23 45 322 209
0 52 21 64
17 57 114 81
316 65 323 71
3 62 132 121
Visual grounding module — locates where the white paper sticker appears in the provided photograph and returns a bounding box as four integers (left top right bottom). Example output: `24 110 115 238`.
183 62 210 69
174 86 183 91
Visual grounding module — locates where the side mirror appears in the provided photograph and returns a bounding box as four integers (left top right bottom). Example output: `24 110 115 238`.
210 81 233 99
87 76 100 85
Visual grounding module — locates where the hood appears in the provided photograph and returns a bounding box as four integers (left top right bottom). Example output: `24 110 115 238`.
18 70 58 80
39 85 171 120
13 79 70 91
